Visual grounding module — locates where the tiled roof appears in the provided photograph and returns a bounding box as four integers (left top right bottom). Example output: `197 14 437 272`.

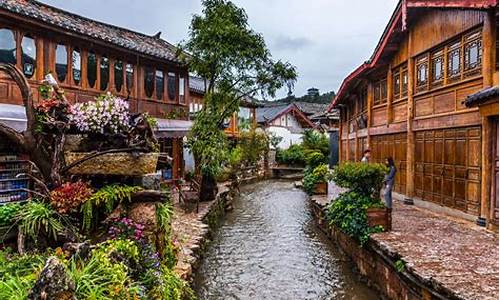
0 0 181 63
293 102 329 115
256 104 290 124
189 76 206 94
464 86 499 107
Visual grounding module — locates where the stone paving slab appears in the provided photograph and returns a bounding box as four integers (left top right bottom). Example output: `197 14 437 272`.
317 182 499 300
171 184 229 279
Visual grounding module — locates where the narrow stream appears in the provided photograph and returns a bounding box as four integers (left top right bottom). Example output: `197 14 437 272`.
194 180 378 300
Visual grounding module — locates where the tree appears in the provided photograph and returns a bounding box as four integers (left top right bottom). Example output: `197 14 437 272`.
180 0 297 200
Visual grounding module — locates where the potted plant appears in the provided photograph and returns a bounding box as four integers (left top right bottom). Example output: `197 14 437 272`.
328 162 391 241
312 164 329 195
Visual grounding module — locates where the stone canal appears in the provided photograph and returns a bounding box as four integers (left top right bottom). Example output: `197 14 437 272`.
194 180 378 299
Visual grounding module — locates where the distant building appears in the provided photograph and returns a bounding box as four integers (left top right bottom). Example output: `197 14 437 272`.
256 103 316 149
307 87 320 97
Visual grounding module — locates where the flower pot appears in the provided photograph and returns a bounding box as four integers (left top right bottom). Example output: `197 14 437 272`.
313 182 328 195
366 207 390 231
65 152 159 176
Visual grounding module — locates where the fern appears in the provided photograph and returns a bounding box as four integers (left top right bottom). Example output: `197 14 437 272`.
156 202 173 235
81 185 143 231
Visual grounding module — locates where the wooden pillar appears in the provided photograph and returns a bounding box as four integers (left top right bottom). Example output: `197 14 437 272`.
367 82 374 147
480 116 492 223
482 11 494 88
109 58 115 93
406 33 416 199
338 109 343 162
386 66 393 125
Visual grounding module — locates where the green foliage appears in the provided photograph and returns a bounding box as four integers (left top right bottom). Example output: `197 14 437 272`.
181 0 296 183
156 202 174 236
81 184 143 231
306 151 327 169
276 144 305 166
302 167 317 195
70 239 142 299
303 164 330 194
272 90 336 105
0 203 21 227
395 259 406 273
330 162 388 197
238 128 269 166
326 191 384 245
187 100 230 178
312 164 329 182
16 201 64 241
302 129 329 157
0 249 47 300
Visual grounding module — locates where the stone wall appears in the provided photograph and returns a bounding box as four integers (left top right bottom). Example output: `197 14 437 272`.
310 200 453 300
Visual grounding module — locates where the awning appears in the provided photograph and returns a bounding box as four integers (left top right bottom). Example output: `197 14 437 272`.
0 103 27 132
0 104 193 138
155 118 192 138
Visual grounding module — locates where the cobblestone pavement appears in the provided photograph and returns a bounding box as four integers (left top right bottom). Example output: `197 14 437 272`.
170 184 229 279
315 181 499 300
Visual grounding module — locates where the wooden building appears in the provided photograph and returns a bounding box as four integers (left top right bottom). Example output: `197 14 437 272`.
188 76 259 138
328 0 499 229
0 0 191 185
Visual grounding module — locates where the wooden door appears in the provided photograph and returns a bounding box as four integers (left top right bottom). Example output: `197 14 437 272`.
414 127 481 214
491 118 499 225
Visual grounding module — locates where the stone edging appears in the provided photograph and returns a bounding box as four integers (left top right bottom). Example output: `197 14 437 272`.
309 197 463 300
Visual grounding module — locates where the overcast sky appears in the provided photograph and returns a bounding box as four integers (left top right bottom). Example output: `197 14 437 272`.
41 0 398 100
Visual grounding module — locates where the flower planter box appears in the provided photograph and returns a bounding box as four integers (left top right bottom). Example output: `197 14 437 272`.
366 207 390 231
65 152 159 176
313 182 328 195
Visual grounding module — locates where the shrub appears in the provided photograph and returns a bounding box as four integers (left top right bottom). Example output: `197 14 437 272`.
50 181 93 214
312 164 329 183
276 144 305 166
15 201 65 241
0 203 21 227
238 128 268 165
330 162 388 198
0 249 47 300
302 129 329 156
303 164 330 195
306 151 327 169
326 191 384 245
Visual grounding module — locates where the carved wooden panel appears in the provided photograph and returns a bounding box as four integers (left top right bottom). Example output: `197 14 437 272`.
414 126 481 215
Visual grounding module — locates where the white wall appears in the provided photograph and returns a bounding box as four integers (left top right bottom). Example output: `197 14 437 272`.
266 126 303 149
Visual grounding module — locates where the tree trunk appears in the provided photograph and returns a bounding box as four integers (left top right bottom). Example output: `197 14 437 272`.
200 173 217 201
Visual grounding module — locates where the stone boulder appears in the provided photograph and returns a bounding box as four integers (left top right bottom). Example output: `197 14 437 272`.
28 257 76 300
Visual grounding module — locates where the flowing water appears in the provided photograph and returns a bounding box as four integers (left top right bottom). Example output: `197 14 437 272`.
194 180 379 300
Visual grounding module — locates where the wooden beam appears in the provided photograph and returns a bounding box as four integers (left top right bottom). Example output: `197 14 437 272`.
387 66 393 126
406 37 416 199
367 82 374 148
480 116 492 223
482 11 494 88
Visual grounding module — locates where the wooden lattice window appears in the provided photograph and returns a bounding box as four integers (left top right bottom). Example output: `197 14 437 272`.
446 41 461 83
464 31 482 77
431 49 444 87
373 78 387 105
401 68 408 96
416 55 428 93
393 69 400 98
